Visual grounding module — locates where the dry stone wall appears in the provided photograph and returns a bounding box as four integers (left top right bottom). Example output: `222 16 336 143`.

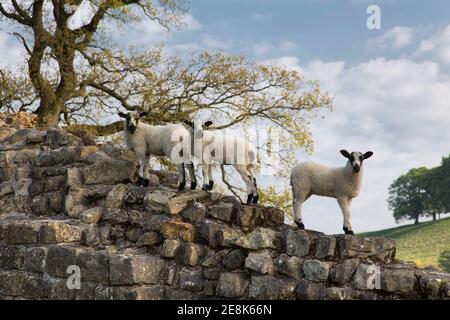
0 123 449 300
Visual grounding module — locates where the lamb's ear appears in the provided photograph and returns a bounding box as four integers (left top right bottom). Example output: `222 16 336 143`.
203 121 213 128
139 112 148 118
118 112 127 118
340 150 351 159
183 120 194 128
363 151 374 159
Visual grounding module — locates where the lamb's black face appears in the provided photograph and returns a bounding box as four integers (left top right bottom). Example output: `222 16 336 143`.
340 150 374 173
118 111 148 134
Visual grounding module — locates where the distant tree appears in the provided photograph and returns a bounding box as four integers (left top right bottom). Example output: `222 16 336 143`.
388 167 429 225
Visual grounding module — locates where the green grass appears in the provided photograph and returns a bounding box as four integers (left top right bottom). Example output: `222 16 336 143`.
360 217 450 272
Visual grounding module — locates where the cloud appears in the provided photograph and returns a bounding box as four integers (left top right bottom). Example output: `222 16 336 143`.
368 26 414 49
270 56 450 233
279 41 297 51
0 26 25 68
414 25 450 65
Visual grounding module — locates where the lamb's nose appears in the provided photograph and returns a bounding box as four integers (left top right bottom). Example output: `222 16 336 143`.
353 165 360 173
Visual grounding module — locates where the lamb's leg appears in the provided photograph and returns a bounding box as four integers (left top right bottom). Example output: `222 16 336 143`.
142 155 151 187
177 163 186 191
235 165 254 204
135 153 145 186
201 164 211 190
337 197 354 235
293 193 307 229
248 166 259 204
206 163 214 190
186 163 197 190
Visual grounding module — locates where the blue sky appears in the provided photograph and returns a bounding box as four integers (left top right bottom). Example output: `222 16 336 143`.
1 0 450 234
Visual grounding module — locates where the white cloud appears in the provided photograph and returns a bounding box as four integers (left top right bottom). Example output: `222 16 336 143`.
0 27 25 68
415 25 450 65
368 26 414 49
180 13 202 31
252 42 273 55
279 40 297 51
271 56 450 233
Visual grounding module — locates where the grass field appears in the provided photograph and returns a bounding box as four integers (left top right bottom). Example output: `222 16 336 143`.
360 217 450 272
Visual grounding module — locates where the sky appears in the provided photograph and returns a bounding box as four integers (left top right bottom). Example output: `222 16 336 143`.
1 0 450 234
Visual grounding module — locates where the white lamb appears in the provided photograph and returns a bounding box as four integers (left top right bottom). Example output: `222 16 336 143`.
290 150 374 234
185 120 259 204
118 111 196 191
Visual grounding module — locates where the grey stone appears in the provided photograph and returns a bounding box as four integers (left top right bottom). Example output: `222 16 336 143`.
209 203 235 222
144 214 172 231
336 235 396 262
143 190 175 213
105 184 129 208
303 260 331 281
137 232 163 247
200 220 221 248
6 223 38 244
31 195 51 216
222 249 246 270
245 250 274 274
315 236 336 259
285 229 311 257
79 250 110 283
296 279 324 300
79 207 103 224
234 228 280 250
161 239 182 258
180 242 205 267
125 227 143 242
0 181 13 197
82 158 135 185
182 202 206 223
201 249 228 268
22 247 47 274
329 259 359 285
204 280 217 296
276 254 303 280
179 269 204 292
167 190 208 215
217 227 244 247
216 272 248 298
324 287 347 300
0 246 23 269
382 267 416 296
46 245 81 277
352 264 378 291
249 276 296 300
109 255 166 285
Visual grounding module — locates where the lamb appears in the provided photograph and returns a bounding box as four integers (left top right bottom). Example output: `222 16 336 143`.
118 111 196 191
185 120 259 204
290 150 374 234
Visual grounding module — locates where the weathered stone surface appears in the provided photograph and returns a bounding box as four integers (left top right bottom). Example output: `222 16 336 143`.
204 280 217 296
137 232 163 247
45 128 81 149
217 227 244 247
323 287 347 300
0 246 23 269
165 288 196 300
46 245 81 278
109 255 166 285
44 175 65 192
160 221 196 242
420 272 450 298
381 267 416 296
249 276 296 300
0 181 13 197
182 202 206 223
315 236 336 259
277 254 303 280
39 221 82 244
337 235 396 262
105 184 129 208
200 220 221 248
82 158 135 185
125 227 143 242
201 249 227 268
222 249 246 270
245 251 274 274
79 207 103 224
22 247 47 274
167 190 208 215
352 264 378 291
236 205 263 229
303 260 331 282
234 228 279 250
79 250 110 283
285 229 311 257
161 239 182 258
216 272 248 298
180 242 205 267
296 279 325 300
143 190 176 213
179 269 204 292
262 207 284 227
102 208 144 226
329 259 359 285
209 203 235 222
144 214 172 231
6 223 38 244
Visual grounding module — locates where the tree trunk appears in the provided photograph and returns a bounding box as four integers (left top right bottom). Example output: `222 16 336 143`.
35 99 62 128
432 213 436 221
414 215 419 225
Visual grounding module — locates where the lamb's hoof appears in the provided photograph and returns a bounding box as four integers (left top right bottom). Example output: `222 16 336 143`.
207 181 214 190
343 227 354 235
178 183 186 192
246 194 253 204
190 182 197 190
142 179 150 187
252 194 259 204
295 220 305 229
201 185 208 191
136 177 144 186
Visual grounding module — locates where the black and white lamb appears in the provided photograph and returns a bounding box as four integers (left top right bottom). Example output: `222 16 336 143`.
119 111 196 191
290 150 374 234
